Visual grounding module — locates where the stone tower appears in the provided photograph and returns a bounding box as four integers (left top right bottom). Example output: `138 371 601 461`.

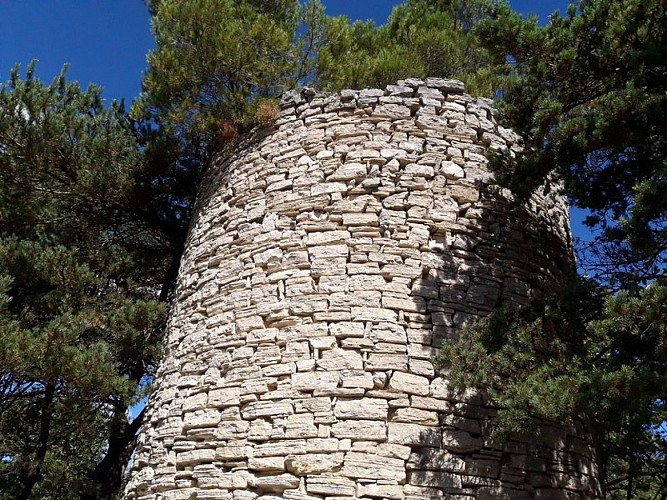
125 79 601 499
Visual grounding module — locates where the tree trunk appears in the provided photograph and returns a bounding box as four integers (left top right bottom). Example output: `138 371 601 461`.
18 383 55 500
84 407 146 500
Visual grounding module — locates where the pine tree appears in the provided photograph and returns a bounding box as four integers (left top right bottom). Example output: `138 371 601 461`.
315 0 499 96
436 1 667 497
0 64 179 499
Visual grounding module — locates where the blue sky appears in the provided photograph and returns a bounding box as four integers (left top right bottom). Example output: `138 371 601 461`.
0 1 569 103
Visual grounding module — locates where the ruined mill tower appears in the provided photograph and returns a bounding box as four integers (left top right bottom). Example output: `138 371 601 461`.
125 79 601 499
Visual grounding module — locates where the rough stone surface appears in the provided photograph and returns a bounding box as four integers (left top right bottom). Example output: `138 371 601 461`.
125 80 601 499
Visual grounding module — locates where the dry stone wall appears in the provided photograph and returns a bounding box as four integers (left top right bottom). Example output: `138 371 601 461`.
125 78 601 500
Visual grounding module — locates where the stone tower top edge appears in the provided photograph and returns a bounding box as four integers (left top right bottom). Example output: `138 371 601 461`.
280 77 479 108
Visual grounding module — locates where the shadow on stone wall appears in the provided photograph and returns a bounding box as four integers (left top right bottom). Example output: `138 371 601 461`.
406 184 601 499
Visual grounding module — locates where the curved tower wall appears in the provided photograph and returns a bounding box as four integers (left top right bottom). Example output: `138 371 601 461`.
126 79 600 499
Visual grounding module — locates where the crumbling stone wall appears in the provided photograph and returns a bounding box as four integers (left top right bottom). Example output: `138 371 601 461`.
125 79 601 499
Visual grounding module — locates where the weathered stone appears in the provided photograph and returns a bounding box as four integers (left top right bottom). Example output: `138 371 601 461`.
387 371 430 395
328 162 367 181
388 421 443 447
392 407 439 425
331 420 387 440
246 473 300 492
291 371 340 392
253 440 307 457
357 482 404 499
317 348 363 371
125 80 599 500
306 475 356 496
285 413 319 438
241 400 293 419
341 452 406 481
248 456 286 472
442 430 483 453
285 452 344 475
334 397 388 420
176 449 216 467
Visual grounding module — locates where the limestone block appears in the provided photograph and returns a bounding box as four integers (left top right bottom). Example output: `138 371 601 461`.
408 470 463 489
346 274 386 293
294 397 332 413
366 353 409 371
447 182 479 204
236 316 265 333
357 482 404 499
176 449 216 467
334 397 389 420
253 248 284 266
306 475 356 496
305 230 351 246
248 456 286 472
388 423 442 447
329 290 381 308
442 430 483 453
328 162 367 181
340 370 374 389
278 323 329 342
372 104 412 120
387 372 430 396
253 440 307 457
382 295 427 313
241 400 293 419
215 442 249 461
407 449 466 472
183 409 221 429
292 372 340 392
342 213 379 226
307 244 349 259
403 484 445 500
380 264 422 279
196 492 233 500
370 322 407 344
341 452 406 481
285 452 345 475
378 442 412 460
246 328 278 345
159 488 201 500
410 396 450 412
285 413 319 439
246 473 300 493
331 420 387 441
306 438 340 453
351 306 397 322
380 208 407 226
182 392 209 412
409 359 435 377
317 348 363 371
217 421 250 440
438 160 465 179
464 457 500 478
392 407 439 426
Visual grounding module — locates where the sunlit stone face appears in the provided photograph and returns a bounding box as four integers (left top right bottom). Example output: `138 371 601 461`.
125 79 600 500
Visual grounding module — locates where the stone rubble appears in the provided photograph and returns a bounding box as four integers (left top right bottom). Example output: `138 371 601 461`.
125 79 601 499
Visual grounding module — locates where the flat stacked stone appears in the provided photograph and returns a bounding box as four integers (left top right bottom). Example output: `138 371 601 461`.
124 79 601 500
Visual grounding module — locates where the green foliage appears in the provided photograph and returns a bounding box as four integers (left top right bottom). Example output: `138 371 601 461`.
437 280 667 497
315 0 500 96
0 64 171 499
437 1 667 497
477 0 667 287
135 0 327 145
